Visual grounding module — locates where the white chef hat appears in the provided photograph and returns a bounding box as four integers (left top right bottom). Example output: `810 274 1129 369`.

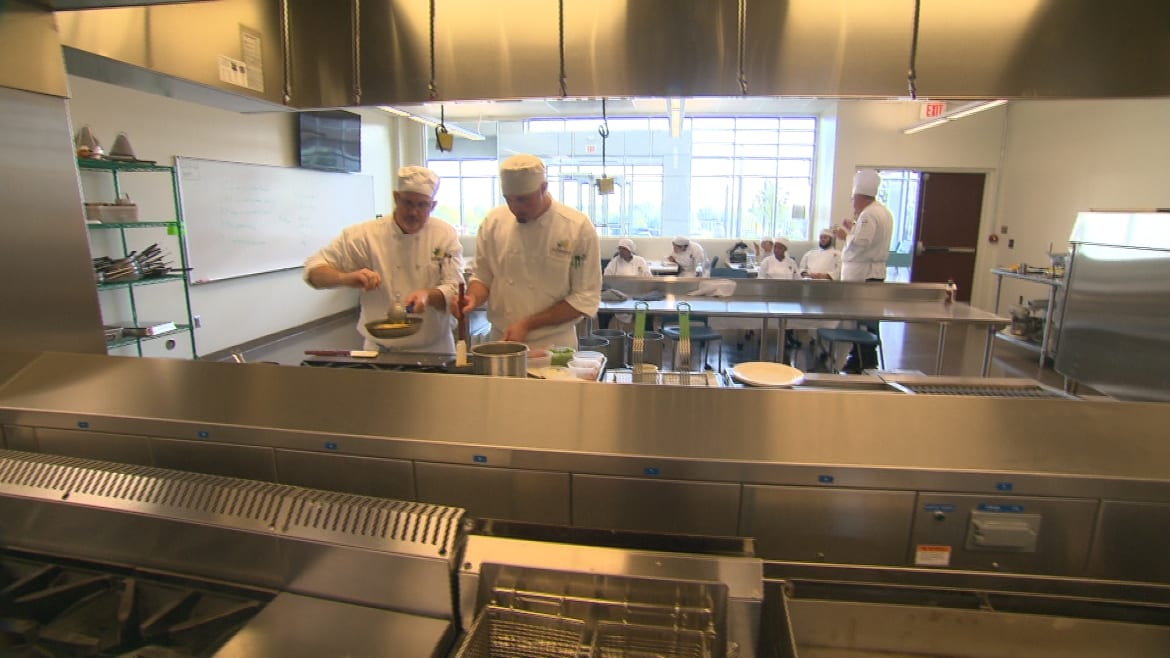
617 238 636 253
500 154 547 195
773 237 790 248
819 228 835 238
852 168 881 197
397 166 439 197
672 235 690 247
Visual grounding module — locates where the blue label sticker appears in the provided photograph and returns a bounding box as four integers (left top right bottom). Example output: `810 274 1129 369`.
643 467 660 476
924 504 955 512
473 455 487 463
197 430 209 439
978 503 1025 513
818 474 834 484
995 482 1013 491
324 442 338 451
78 421 89 429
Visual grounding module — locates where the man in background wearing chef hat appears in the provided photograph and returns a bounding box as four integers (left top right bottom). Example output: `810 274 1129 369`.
603 238 649 330
833 168 894 372
455 154 601 348
604 238 649 277
757 237 799 280
665 235 707 276
800 229 843 281
304 165 464 353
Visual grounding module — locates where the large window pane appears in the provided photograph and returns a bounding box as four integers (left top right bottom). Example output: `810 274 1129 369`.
691 177 733 237
692 143 735 157
461 160 498 176
691 159 734 176
460 178 496 234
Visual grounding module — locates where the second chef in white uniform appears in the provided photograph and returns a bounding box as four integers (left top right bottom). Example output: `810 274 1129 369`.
457 154 602 349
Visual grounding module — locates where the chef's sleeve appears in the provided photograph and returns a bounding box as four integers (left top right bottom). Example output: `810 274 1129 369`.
565 225 602 317
848 210 878 250
303 225 367 287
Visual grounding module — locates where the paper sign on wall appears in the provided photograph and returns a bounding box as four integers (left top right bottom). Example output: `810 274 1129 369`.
915 544 952 567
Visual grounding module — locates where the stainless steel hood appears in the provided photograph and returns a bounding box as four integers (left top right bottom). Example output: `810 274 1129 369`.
34 0 213 10
53 0 1170 113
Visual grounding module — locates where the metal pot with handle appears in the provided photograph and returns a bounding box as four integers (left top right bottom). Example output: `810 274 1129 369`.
471 341 528 377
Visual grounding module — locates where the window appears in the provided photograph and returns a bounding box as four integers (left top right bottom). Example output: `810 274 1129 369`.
424 114 818 239
877 170 922 259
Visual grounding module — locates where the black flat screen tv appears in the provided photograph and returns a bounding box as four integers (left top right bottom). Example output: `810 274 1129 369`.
298 110 361 173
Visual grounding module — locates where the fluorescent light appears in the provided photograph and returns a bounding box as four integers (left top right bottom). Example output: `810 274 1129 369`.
668 97 685 138
902 99 1008 135
903 117 950 134
378 106 486 141
947 99 1008 119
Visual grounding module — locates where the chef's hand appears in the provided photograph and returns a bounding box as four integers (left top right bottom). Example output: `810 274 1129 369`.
842 217 855 231
665 255 678 264
403 289 432 313
502 319 531 342
452 292 479 320
832 225 848 241
344 269 381 291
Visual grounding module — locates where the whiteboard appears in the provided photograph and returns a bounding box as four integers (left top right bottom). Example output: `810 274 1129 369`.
176 157 375 283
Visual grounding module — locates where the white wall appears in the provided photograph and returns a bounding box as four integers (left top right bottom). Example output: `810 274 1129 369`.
66 76 396 355
990 98 1170 312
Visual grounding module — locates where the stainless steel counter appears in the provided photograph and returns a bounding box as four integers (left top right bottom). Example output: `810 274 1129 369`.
3 350 1170 586
600 278 1009 374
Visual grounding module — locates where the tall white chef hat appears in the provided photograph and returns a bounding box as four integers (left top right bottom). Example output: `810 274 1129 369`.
617 238 636 253
672 235 690 247
500 154 547 195
773 237 790 248
397 166 439 197
852 168 881 197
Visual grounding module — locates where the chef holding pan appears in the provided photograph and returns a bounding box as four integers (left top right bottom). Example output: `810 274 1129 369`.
304 166 464 353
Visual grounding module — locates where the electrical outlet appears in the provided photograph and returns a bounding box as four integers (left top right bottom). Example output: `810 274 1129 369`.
1008 239 1015 248
1018 296 1024 304
193 315 202 329
1000 225 1009 234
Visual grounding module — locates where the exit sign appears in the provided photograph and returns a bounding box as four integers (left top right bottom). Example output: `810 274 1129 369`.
921 101 947 119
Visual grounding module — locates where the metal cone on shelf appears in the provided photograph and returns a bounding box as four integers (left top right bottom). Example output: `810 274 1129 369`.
75 125 103 158
109 132 137 161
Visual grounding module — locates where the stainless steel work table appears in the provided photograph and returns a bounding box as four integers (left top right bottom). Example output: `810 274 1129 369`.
599 278 1010 375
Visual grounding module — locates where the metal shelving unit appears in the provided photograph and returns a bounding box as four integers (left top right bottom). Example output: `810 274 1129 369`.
79 158 198 358
990 267 1064 367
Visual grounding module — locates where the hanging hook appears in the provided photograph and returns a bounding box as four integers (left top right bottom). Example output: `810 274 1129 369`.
737 0 749 95
435 105 453 152
907 0 922 99
599 98 610 178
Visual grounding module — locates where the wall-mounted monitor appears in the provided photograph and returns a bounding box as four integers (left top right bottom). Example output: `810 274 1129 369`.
297 110 361 173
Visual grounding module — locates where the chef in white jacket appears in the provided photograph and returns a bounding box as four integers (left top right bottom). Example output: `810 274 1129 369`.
304 166 463 353
758 237 800 280
665 236 706 276
833 168 894 371
604 238 649 276
800 229 843 280
456 154 602 349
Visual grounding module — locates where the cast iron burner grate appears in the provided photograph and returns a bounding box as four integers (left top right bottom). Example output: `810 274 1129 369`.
0 552 271 657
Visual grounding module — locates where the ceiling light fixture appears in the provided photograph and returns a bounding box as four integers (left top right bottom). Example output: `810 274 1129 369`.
378 106 486 141
902 99 1008 135
668 97 685 138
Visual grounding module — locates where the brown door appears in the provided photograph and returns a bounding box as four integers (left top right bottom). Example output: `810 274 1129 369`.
910 172 985 302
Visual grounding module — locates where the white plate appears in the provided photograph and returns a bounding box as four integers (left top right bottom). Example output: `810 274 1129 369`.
728 361 805 387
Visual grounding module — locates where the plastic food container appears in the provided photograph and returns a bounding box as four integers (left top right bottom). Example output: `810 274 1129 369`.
527 348 551 369
567 358 600 380
572 350 605 365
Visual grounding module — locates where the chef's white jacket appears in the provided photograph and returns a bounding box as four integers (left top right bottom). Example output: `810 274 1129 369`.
604 254 649 276
841 200 894 281
472 200 602 348
799 247 843 280
304 216 464 353
667 243 706 275
758 254 800 279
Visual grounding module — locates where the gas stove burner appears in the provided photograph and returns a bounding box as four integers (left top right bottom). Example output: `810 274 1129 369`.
1 553 271 658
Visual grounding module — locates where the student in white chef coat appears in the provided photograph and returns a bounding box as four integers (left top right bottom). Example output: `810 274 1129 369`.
604 238 649 276
455 154 602 349
304 166 464 353
800 229 843 280
665 236 706 276
757 237 800 280
833 168 894 372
